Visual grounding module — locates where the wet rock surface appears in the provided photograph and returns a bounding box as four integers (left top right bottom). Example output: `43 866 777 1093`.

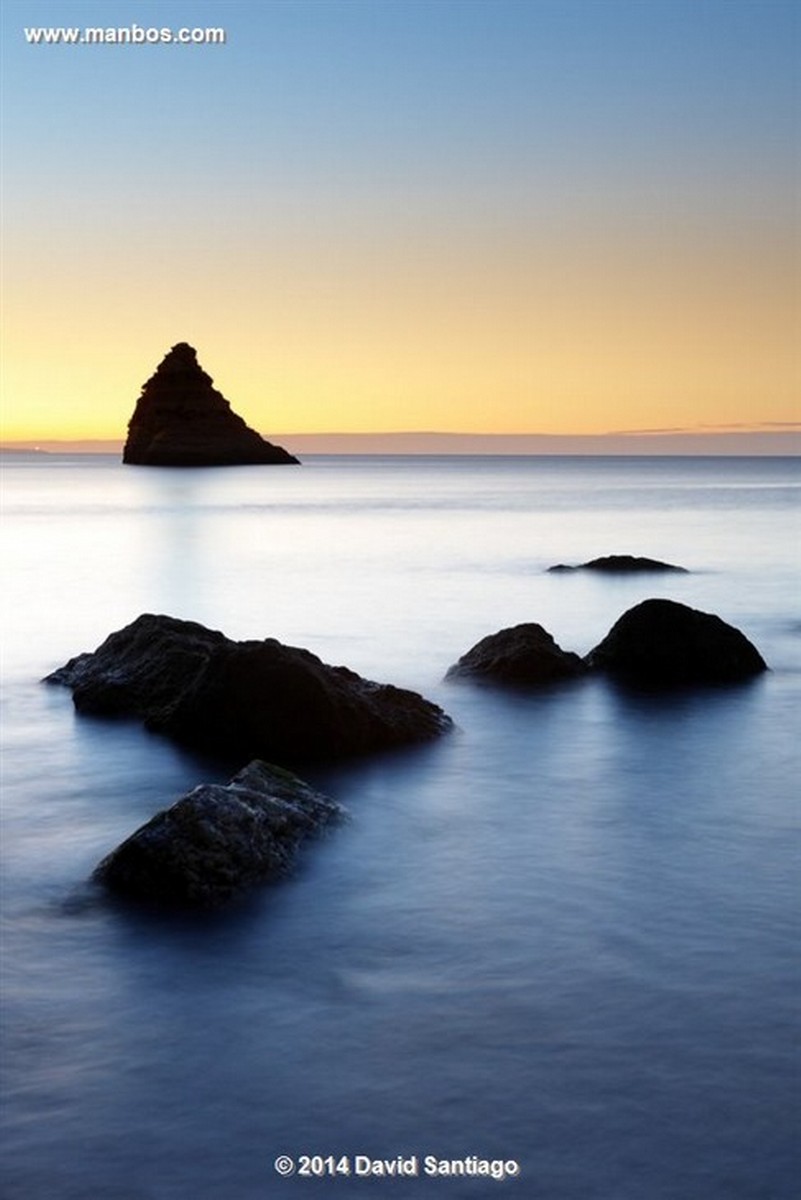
46 614 452 763
585 598 768 684
93 760 341 909
445 623 586 686
122 343 299 467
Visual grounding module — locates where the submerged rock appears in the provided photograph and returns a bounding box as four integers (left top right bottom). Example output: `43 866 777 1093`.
46 614 452 762
445 623 585 686
94 760 341 908
585 598 767 684
548 555 687 574
122 342 299 467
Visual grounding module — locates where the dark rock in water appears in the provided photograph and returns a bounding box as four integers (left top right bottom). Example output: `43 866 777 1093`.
47 613 226 719
585 598 767 684
46 614 452 762
122 342 299 467
548 555 687 574
93 760 341 909
445 623 585 686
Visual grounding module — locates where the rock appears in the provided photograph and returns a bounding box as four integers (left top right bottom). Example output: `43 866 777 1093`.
48 613 226 718
548 555 687 574
445 623 585 686
122 343 299 466
46 614 452 762
585 598 768 684
93 760 341 908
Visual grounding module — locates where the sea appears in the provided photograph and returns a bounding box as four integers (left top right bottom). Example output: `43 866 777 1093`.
1 453 799 1200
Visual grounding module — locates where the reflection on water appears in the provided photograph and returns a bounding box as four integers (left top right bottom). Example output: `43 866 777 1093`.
2 456 799 1199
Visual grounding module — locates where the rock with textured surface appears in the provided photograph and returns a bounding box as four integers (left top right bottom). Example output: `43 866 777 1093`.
548 555 687 574
122 342 299 466
585 598 767 684
46 614 452 763
445 623 585 686
93 760 341 908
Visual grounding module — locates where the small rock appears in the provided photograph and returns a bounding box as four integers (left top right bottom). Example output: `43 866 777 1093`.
94 761 341 908
585 598 767 684
548 555 687 574
445 623 585 686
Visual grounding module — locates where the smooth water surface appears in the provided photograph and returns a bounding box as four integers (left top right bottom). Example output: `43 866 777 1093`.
2 455 799 1199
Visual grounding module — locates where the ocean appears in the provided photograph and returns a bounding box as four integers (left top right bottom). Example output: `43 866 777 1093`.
1 454 799 1199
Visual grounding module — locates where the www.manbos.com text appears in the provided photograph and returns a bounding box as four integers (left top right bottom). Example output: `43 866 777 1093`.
23 24 226 46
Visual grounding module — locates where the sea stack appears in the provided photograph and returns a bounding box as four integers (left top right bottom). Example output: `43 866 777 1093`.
122 343 299 466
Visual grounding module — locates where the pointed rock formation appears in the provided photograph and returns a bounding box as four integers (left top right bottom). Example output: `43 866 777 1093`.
122 343 299 466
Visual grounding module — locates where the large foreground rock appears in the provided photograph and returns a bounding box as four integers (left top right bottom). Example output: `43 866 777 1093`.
446 623 585 686
585 599 767 684
94 761 341 908
123 342 299 466
46 614 452 762
548 555 687 574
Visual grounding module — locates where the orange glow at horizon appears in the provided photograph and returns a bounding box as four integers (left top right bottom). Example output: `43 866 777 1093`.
3 0 799 448
2 213 798 443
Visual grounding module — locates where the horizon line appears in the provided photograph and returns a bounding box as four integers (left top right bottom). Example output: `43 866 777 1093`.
2 428 799 457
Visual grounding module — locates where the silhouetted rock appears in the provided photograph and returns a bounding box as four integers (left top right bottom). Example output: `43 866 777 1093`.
548 555 687 574
585 599 767 684
46 614 452 762
123 343 299 466
93 760 341 909
445 623 585 686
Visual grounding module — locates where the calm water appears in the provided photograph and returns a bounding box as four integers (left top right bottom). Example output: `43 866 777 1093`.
1 454 799 1200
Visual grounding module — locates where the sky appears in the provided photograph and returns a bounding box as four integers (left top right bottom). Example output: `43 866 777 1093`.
1 0 799 445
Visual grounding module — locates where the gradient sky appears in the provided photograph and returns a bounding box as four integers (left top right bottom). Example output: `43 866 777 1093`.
1 0 799 441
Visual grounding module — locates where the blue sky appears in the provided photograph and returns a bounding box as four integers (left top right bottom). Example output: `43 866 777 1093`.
2 0 798 440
